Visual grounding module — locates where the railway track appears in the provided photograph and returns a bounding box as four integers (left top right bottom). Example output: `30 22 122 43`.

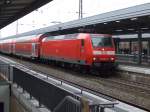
1 54 150 111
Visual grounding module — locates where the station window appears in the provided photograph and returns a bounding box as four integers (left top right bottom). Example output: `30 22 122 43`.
119 42 130 54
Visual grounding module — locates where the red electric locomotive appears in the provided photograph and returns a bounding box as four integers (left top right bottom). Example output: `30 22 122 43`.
40 33 116 70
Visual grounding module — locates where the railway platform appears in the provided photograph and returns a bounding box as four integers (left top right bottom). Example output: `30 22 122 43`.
118 64 150 75
116 54 150 66
116 64 150 89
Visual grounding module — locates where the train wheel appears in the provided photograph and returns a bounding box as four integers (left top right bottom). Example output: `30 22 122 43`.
79 65 90 75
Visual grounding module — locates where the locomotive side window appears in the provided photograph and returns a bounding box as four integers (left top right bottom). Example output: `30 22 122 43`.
81 39 84 47
91 36 113 47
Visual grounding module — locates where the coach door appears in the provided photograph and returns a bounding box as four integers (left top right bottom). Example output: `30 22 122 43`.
80 39 85 59
12 44 15 54
32 43 36 57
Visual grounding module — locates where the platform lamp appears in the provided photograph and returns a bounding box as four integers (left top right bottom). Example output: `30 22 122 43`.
4 0 12 4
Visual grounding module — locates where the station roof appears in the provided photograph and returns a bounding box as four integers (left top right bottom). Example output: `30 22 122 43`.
59 3 150 35
0 0 52 29
1 3 150 40
113 33 150 41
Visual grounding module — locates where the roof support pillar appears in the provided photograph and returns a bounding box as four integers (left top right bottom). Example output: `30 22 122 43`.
137 29 142 64
129 40 132 54
114 40 119 53
148 40 150 56
116 42 120 54
79 0 83 19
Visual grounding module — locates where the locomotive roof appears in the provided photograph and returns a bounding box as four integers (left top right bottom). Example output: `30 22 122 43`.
42 33 112 41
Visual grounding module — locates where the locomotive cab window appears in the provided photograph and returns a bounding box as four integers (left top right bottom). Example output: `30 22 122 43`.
91 35 113 47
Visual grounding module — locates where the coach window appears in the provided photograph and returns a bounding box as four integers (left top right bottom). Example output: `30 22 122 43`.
45 36 54 41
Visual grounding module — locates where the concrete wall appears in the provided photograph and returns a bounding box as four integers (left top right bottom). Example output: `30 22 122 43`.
11 94 27 112
0 81 10 112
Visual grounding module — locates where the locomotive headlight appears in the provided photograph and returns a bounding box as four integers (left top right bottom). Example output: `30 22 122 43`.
110 57 115 61
93 57 96 60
